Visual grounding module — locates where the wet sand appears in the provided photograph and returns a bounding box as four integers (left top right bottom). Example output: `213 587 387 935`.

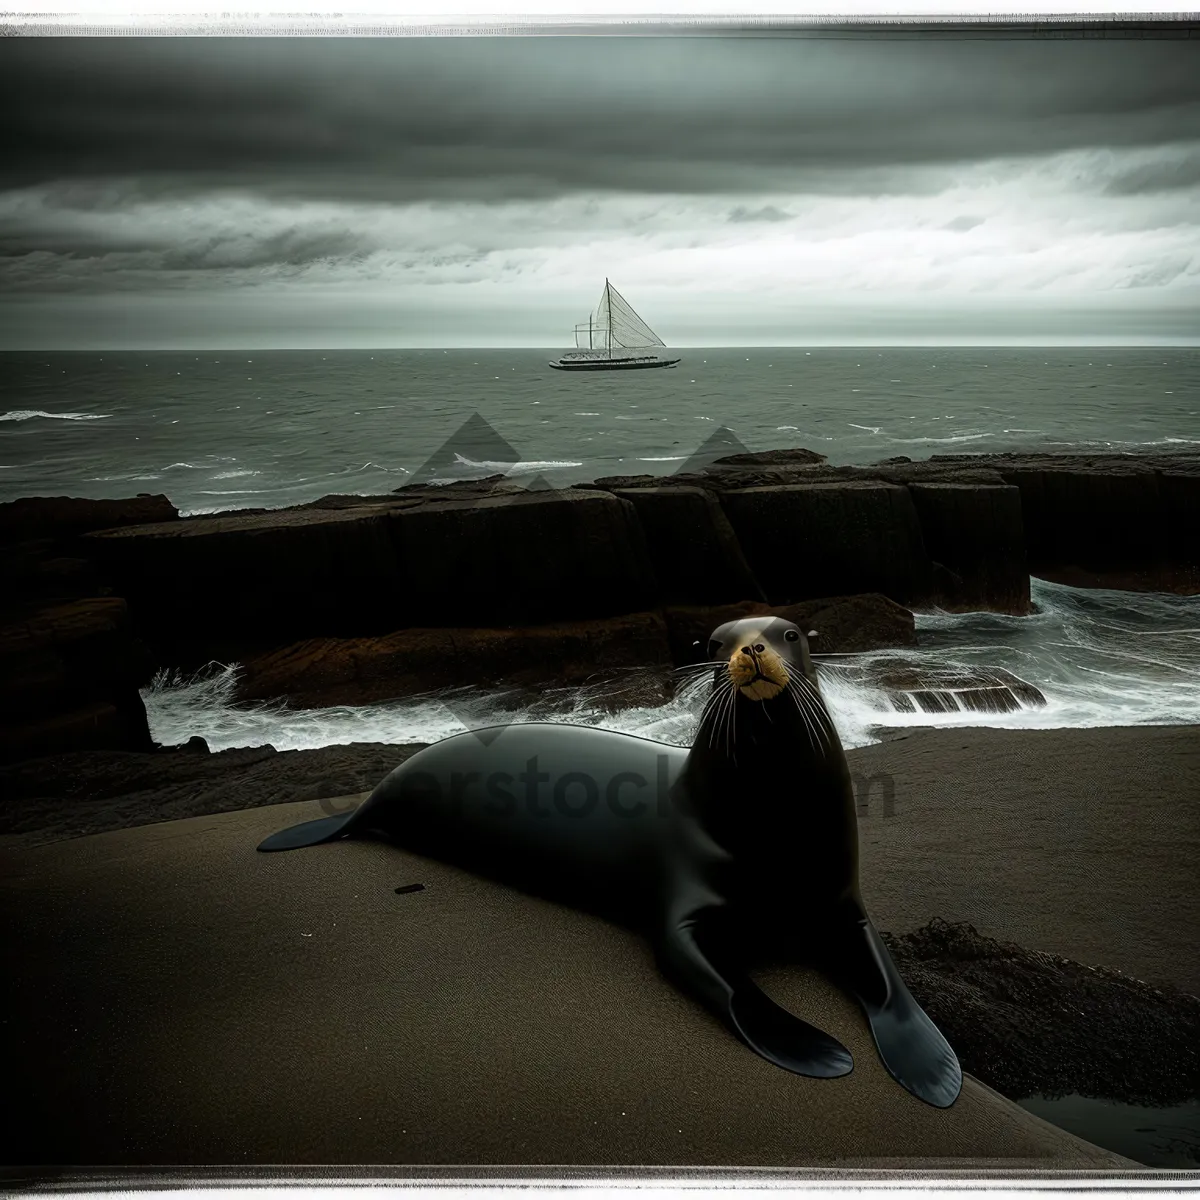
851 725 1199 996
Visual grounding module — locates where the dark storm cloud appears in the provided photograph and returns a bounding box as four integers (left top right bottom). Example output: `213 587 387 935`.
0 222 372 268
2 38 1199 201
1102 146 1200 194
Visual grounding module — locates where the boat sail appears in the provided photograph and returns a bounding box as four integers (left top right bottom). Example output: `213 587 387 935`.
549 280 681 371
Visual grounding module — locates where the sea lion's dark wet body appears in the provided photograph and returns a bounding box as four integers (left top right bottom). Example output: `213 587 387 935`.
259 617 962 1108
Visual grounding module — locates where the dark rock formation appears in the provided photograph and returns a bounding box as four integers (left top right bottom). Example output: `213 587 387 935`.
4 447 1197 764
389 488 658 626
712 447 827 468
884 920 1200 1106
0 493 178 544
0 702 153 766
873 665 1047 714
0 598 155 763
235 611 673 709
0 495 179 612
1002 465 1165 575
594 447 1200 597
85 504 408 648
907 483 1031 614
1 542 105 609
779 593 921 656
930 450 1200 594
722 481 934 606
0 498 181 763
611 486 765 604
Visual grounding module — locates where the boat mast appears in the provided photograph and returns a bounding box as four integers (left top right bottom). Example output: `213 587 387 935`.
605 278 612 359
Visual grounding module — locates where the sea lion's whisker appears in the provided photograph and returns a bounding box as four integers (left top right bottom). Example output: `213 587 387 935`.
698 687 730 730
698 684 731 735
705 686 734 748
805 697 833 751
790 678 829 732
787 678 830 750
786 680 819 751
699 679 735 749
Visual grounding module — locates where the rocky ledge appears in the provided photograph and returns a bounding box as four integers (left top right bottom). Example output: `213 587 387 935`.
885 919 1200 1108
0 446 1194 761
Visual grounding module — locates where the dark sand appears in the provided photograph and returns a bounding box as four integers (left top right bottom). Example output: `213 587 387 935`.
851 726 1199 997
3 724 1197 1167
3 798 1129 1167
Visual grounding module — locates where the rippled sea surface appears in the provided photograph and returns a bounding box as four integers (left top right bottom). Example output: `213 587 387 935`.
2 346 1197 513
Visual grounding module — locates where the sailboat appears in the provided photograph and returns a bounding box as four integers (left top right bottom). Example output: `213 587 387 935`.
549 279 681 371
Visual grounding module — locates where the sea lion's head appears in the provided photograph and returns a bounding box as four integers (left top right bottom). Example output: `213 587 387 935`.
706 616 819 702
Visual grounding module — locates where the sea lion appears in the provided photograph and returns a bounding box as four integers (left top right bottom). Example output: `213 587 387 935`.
258 616 962 1108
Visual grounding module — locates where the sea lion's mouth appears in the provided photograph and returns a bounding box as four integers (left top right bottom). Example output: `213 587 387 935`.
739 675 787 702
727 647 790 702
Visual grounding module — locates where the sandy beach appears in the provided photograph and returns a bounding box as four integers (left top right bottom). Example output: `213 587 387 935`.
852 725 1200 996
3 723 1197 1167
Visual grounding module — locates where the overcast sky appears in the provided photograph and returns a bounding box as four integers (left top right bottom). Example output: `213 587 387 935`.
1 35 1198 348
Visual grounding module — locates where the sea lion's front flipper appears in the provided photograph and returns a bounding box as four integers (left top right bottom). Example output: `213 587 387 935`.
821 903 962 1108
257 814 355 852
657 914 853 1079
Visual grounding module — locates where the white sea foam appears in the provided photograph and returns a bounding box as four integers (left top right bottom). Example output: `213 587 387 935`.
86 473 164 483
143 665 703 753
141 581 1200 755
1 409 111 422
882 432 994 445
427 453 584 485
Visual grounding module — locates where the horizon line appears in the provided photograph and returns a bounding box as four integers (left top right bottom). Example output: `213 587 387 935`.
4 341 1200 353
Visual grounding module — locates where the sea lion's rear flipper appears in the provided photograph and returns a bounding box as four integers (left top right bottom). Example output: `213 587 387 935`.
657 915 853 1079
257 814 356 853
821 904 962 1108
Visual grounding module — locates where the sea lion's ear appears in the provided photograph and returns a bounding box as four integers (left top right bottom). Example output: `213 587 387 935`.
807 629 820 641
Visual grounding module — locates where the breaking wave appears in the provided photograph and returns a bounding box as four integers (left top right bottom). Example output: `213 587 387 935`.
142 580 1200 754
1 409 111 422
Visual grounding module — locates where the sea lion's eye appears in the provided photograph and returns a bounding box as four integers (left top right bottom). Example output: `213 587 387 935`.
784 630 800 642
707 639 722 657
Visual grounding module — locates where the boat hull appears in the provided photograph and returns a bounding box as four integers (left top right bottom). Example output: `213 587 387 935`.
548 357 681 372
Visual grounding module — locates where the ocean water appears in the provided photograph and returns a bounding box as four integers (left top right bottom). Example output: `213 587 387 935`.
1018 1095 1200 1169
3 346 1198 745
1 346 1197 514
